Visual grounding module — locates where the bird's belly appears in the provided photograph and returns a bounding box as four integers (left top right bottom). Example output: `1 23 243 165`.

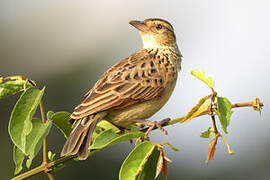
105 80 177 127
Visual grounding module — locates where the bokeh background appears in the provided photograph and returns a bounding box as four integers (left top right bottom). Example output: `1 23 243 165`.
0 0 269 179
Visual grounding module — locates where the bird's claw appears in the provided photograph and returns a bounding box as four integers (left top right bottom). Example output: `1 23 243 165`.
136 118 170 137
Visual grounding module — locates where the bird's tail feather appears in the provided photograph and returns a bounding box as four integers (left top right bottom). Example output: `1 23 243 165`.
61 114 100 160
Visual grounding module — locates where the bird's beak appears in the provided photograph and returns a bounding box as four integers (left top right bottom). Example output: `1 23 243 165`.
129 20 149 32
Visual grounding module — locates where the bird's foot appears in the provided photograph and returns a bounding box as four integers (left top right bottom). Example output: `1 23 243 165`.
136 118 170 137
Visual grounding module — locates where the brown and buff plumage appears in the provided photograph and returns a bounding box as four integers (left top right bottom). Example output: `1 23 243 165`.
61 18 182 160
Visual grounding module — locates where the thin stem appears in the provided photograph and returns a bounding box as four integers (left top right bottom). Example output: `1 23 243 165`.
167 116 185 125
40 101 55 179
40 101 47 162
210 115 219 134
47 173 55 180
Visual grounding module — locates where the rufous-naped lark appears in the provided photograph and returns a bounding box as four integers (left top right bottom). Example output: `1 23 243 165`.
61 18 182 160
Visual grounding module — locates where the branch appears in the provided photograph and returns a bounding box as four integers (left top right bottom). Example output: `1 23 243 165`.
11 155 76 180
232 102 263 108
11 99 263 180
142 99 263 132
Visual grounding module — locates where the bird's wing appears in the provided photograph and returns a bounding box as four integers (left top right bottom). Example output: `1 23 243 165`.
70 49 169 119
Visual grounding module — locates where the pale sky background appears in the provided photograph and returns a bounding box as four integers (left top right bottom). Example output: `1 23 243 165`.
0 0 269 179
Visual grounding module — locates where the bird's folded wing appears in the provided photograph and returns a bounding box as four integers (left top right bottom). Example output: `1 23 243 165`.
70 49 166 119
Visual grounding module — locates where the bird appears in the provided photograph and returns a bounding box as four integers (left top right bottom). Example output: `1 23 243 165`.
61 18 182 160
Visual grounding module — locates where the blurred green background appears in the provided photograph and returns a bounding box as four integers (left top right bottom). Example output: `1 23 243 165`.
1 0 269 179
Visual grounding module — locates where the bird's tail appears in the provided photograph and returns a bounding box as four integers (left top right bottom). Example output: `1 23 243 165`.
61 114 100 160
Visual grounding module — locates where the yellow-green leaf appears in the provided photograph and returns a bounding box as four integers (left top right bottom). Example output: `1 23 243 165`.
48 151 56 161
182 96 210 123
0 80 32 100
191 69 215 89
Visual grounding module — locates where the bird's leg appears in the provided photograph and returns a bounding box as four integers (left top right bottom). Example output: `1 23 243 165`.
136 118 170 137
116 126 128 135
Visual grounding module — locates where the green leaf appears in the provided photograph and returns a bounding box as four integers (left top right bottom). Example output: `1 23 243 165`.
13 119 52 173
90 129 119 149
217 97 232 134
119 141 156 180
96 120 120 133
200 127 214 138
129 125 141 132
8 87 45 153
0 80 32 100
137 147 160 180
191 69 215 89
13 146 25 175
90 129 145 150
50 111 72 138
46 111 54 120
92 126 105 140
25 118 52 168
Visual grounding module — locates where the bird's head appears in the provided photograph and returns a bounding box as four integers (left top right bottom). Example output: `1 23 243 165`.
129 18 177 49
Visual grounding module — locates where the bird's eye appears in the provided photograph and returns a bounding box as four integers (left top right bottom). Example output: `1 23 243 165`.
156 24 163 30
